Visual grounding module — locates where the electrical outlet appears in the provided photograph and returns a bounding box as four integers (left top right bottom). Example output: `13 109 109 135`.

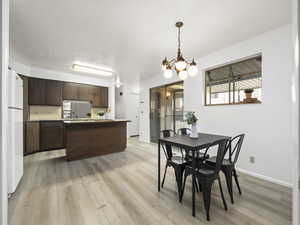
250 156 255 164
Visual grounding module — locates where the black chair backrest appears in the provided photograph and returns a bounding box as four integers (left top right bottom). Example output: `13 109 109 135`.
177 128 191 136
161 130 176 159
228 134 245 165
199 139 229 174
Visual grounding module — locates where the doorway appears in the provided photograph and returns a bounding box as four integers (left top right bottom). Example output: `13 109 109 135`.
150 82 184 142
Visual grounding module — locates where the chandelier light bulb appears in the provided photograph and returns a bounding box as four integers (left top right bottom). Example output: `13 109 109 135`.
163 68 173 79
175 55 187 71
175 60 187 71
178 70 188 80
188 59 198 77
188 65 198 77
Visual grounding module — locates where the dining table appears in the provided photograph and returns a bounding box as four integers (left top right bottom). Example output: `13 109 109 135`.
158 132 231 217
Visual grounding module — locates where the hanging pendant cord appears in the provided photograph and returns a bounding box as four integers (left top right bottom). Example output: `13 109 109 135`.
177 27 181 57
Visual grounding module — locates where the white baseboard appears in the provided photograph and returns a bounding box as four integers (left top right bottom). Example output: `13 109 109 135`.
236 168 293 188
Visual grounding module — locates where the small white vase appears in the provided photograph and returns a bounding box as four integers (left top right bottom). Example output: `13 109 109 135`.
190 123 198 139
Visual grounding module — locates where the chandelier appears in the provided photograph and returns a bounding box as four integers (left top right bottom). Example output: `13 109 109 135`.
162 21 198 80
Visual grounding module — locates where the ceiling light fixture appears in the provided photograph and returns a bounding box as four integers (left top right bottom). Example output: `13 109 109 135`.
162 21 198 80
72 63 114 76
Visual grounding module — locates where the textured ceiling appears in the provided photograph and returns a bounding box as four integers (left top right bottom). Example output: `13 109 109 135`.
10 0 291 82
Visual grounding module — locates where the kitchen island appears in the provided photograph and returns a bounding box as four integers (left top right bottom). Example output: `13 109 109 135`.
64 120 130 161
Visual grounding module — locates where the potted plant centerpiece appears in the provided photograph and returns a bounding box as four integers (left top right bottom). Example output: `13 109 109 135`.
185 112 198 139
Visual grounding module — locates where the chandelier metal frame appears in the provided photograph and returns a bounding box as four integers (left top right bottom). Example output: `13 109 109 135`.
161 21 198 79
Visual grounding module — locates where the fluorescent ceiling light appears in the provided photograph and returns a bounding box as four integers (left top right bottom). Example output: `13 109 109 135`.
72 63 114 76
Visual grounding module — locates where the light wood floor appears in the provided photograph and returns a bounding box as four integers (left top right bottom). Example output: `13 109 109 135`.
9 138 292 225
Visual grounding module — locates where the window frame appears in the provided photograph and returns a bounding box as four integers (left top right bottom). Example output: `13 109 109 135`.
204 55 262 106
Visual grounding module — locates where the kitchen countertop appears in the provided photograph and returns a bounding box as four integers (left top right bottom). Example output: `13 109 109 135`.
26 119 64 122
26 119 129 122
63 119 130 125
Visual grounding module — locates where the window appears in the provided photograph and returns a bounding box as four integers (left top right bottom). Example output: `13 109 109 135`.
205 55 262 106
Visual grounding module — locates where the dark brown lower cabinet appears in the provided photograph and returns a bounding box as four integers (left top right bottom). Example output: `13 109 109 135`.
40 121 65 150
25 122 40 154
25 121 65 154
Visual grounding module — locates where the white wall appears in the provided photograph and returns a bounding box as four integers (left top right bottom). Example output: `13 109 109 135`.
115 81 140 137
1 0 9 224
140 25 294 186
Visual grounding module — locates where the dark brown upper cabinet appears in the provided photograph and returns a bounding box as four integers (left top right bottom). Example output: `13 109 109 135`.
28 78 63 106
28 78 46 105
63 82 108 107
91 86 108 108
45 80 62 106
28 77 108 107
78 84 93 101
100 87 108 108
63 82 80 100
91 86 101 107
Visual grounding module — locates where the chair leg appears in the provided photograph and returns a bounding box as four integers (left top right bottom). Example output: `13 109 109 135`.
233 169 242 195
197 179 202 192
223 169 234 204
174 168 183 201
202 184 212 221
180 170 189 202
218 175 228 211
195 180 199 192
161 163 168 188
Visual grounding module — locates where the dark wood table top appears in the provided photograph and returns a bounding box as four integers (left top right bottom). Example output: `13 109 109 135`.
159 132 230 150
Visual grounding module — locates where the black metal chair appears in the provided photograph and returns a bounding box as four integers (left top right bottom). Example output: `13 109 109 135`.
161 130 190 201
206 134 245 204
181 139 229 221
178 128 210 161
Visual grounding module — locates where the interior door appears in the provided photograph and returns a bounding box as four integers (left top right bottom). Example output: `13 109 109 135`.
127 93 139 136
150 88 162 142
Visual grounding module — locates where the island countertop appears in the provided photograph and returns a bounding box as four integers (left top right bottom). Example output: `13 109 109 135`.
63 119 130 125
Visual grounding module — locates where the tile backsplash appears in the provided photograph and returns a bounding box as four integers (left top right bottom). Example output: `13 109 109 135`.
29 106 109 120
29 106 62 120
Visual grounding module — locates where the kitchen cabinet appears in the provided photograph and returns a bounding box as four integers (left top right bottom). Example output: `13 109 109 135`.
45 80 62 106
28 78 46 105
25 122 40 154
28 78 62 106
40 121 65 150
78 84 92 101
91 86 101 107
91 86 108 108
100 87 108 107
63 82 108 107
63 82 80 100
27 77 108 107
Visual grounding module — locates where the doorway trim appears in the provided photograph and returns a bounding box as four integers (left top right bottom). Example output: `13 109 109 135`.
292 0 299 224
0 0 9 224
149 81 184 142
